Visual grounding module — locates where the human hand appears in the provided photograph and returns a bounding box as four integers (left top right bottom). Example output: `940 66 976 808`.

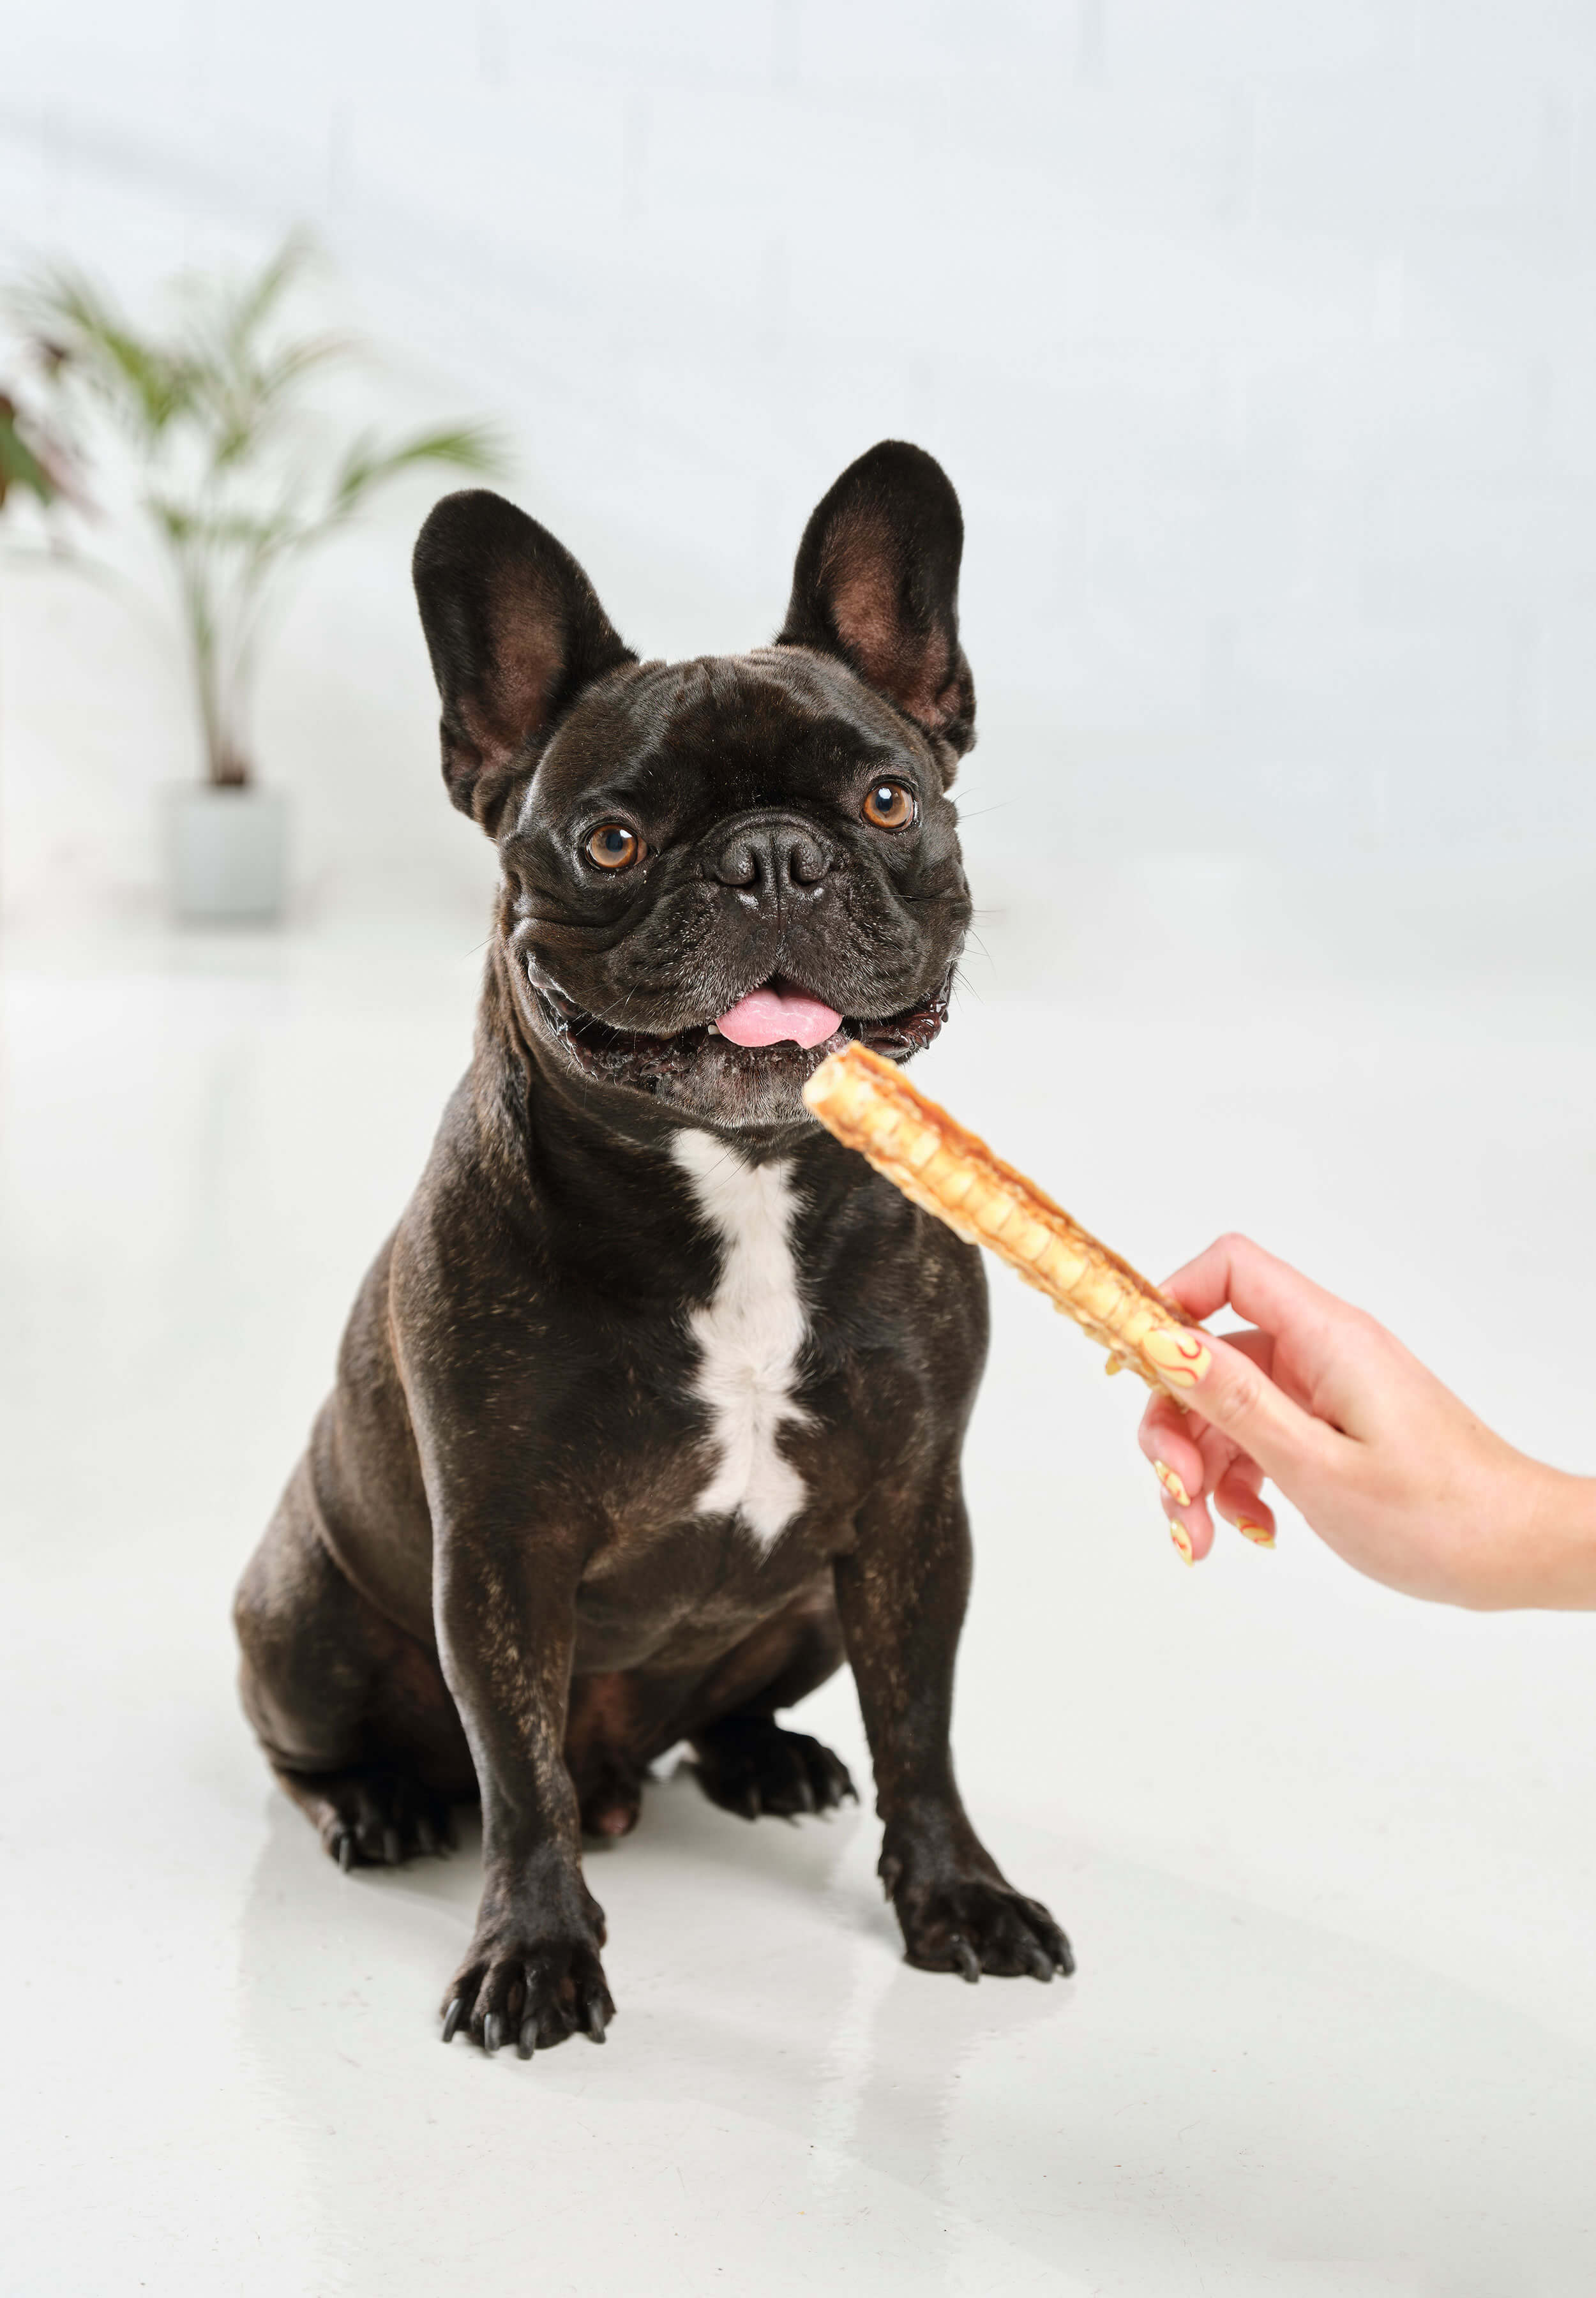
1136 1235 1596 1610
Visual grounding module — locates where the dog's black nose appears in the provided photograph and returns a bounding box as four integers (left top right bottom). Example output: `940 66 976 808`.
712 815 833 899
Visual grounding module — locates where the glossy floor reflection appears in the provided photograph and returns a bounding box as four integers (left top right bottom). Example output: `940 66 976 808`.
6 855 1596 2295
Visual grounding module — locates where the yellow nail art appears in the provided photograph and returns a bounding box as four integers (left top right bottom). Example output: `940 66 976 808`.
1154 1460 1191 1509
1143 1328 1212 1389
1169 1519 1194 1565
1237 1519 1276 1549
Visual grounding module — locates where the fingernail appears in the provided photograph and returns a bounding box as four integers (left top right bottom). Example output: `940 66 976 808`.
1169 1519 1194 1565
1154 1460 1191 1508
1143 1327 1212 1389
1237 1519 1276 1549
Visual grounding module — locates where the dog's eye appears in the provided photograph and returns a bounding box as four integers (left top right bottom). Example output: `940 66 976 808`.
862 781 917 831
586 823 644 870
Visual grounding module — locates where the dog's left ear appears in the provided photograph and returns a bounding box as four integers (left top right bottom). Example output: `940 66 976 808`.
413 489 636 836
777 440 975 770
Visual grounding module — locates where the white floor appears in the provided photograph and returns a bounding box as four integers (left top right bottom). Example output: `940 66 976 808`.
6 852 1596 2296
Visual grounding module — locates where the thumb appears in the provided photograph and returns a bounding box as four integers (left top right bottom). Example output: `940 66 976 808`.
1145 1325 1337 1490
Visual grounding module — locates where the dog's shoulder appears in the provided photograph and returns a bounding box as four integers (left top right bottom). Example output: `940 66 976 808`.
386 1064 552 1341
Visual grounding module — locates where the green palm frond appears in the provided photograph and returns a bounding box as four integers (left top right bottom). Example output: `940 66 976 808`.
147 495 304 555
17 268 202 440
327 423 504 521
0 396 57 509
215 227 317 357
206 336 354 474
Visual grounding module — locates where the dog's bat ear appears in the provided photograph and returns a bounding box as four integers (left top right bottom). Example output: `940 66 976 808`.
777 441 975 770
412 490 636 835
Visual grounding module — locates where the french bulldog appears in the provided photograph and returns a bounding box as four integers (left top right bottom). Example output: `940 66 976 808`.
234 440 1071 2057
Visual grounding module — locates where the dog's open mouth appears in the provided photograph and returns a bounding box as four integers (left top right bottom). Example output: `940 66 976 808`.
532 970 951 1090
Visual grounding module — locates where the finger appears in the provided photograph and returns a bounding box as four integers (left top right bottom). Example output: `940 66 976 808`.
1223 1326 1277 1379
1151 1324 1341 1491
1143 1381 1260 1511
1140 1388 1211 1460
1158 1233 1352 1342
1161 1484 1212 1564
1213 1466 1276 1547
1141 1395 1230 1566
1194 1418 1246 1501
1139 1391 1242 1511
1145 1421 1210 1519
1143 1326 1279 1409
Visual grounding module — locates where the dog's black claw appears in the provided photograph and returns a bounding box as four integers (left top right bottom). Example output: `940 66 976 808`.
585 1997 610 2043
1056 1940 1076 1977
517 2018 538 2060
1023 1944 1054 1983
952 1937 981 1985
416 1817 439 1857
383 1826 402 1866
795 1774 816 1815
335 1829 354 1874
441 1997 463 2044
483 2012 504 2055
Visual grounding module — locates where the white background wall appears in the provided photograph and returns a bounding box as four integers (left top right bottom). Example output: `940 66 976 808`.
4 0 1596 926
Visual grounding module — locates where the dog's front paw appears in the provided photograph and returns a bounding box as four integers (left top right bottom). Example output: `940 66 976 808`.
692 1716 857 1821
440 1920 615 2057
889 1868 1073 1984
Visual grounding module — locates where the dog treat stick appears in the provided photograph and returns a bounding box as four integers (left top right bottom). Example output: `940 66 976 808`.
802 1042 1210 1397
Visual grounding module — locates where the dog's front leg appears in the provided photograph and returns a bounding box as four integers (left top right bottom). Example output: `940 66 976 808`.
836 1456 1073 1984
433 1527 613 2056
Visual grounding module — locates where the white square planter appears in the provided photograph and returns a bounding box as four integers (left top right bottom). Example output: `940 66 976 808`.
162 785 289 924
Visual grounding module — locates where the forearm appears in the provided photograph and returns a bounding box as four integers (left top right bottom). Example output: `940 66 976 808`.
1470 1457 1596 1612
432 1526 585 1865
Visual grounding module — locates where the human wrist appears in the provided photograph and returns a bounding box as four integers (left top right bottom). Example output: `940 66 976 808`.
1464 1456 1596 1611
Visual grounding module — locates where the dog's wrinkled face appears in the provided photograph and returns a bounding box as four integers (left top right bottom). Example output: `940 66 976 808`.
495 649 968 1125
413 442 977 1129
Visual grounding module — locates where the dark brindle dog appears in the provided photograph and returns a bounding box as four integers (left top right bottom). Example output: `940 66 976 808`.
234 441 1071 2057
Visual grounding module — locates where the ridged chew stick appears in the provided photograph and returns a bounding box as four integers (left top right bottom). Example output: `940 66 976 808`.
802 1042 1210 1398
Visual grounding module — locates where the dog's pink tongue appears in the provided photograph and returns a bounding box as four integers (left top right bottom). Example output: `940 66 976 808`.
716 986 842 1049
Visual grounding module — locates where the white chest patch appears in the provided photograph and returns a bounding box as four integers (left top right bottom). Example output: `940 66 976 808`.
672 1129 811 1550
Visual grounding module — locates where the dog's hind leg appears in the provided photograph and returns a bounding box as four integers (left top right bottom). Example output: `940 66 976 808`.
566 1672 651 1841
686 1586 859 1822
234 1464 471 1869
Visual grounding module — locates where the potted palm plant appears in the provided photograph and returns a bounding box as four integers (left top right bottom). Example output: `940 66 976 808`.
15 237 502 922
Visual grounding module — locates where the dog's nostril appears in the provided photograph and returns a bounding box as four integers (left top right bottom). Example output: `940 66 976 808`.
712 820 832 894
785 832 829 886
715 836 759 889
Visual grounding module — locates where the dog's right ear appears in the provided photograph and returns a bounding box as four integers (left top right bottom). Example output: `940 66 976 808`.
412 490 636 836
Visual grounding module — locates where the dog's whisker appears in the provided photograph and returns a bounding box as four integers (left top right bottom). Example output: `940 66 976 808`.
951 800 1018 823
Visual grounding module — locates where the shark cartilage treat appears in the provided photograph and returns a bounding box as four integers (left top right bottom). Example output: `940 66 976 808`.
802 1042 1212 1399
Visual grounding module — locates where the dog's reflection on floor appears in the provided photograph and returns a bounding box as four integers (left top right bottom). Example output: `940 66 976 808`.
233 1760 1031 2269
234 1768 1596 2292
